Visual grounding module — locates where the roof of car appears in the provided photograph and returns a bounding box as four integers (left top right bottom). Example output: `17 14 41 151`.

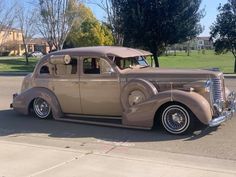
50 46 152 58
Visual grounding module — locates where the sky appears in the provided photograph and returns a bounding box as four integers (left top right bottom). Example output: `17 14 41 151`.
20 0 229 37
85 0 229 37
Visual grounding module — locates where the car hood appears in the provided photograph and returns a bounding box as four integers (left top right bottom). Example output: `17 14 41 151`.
120 67 222 81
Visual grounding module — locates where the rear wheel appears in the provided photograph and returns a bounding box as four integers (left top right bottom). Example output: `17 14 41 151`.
33 97 51 119
161 104 194 135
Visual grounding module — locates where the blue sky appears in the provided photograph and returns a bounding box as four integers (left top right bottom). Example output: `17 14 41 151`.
21 0 228 37
86 0 228 37
199 0 228 36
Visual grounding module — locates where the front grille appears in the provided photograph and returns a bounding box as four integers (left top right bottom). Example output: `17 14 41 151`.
212 77 224 102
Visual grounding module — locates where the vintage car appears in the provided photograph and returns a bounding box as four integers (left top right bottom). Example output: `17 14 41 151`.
11 46 236 135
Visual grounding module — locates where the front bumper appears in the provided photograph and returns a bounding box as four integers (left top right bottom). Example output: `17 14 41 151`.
209 91 236 127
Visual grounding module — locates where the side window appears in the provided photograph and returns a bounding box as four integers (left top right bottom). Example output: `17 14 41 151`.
40 65 50 74
83 58 113 75
83 58 100 74
55 57 78 76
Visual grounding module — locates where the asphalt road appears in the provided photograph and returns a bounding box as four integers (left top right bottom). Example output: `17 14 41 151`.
0 76 236 160
0 76 236 163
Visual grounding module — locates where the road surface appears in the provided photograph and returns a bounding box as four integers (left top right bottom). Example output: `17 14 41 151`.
0 76 236 177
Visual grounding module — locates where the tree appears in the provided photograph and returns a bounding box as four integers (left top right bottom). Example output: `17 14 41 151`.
17 4 37 65
64 19 113 48
115 0 204 67
88 0 123 45
64 4 113 48
0 0 16 49
210 0 236 73
37 0 81 51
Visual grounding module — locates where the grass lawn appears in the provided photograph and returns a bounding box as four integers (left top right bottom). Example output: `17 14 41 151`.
158 50 235 73
0 57 39 72
0 50 235 73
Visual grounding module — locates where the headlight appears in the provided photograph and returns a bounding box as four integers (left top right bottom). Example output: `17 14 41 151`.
204 79 212 92
214 99 224 113
227 91 236 112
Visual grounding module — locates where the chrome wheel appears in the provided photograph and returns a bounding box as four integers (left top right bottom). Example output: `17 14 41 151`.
161 105 190 134
33 98 51 119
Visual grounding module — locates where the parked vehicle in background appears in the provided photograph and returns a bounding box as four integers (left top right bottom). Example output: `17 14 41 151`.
23 51 44 57
29 51 44 57
11 46 236 135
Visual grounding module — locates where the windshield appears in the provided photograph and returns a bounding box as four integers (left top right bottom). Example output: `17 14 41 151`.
114 56 149 70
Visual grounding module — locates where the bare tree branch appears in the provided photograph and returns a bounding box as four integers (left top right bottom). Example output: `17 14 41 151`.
36 0 81 51
16 3 37 64
0 0 17 50
86 0 123 45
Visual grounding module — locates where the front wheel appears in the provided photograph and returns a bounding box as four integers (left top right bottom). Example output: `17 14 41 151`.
161 104 195 135
33 97 52 119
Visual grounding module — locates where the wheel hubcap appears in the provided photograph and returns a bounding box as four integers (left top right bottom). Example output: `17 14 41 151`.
33 98 51 118
162 105 190 134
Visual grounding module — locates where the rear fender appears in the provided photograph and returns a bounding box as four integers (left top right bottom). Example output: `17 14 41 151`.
12 87 63 119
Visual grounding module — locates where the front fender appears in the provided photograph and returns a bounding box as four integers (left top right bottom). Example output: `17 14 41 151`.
122 90 212 128
12 87 63 119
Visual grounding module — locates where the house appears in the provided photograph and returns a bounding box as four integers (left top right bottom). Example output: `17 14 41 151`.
169 36 214 51
27 38 52 54
0 26 24 56
0 26 51 56
196 37 214 50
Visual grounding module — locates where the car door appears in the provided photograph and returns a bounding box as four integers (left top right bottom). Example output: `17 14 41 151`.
79 57 122 116
52 56 82 114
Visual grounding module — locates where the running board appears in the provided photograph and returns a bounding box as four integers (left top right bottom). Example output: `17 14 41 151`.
56 115 151 130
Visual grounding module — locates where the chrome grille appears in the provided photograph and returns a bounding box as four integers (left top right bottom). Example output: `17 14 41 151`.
212 77 224 102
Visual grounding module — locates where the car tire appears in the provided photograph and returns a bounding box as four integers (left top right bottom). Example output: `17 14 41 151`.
160 103 195 135
121 79 158 111
33 97 52 119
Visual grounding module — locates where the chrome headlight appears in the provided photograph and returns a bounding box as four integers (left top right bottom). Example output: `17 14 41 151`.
214 99 224 113
204 79 212 92
227 91 236 112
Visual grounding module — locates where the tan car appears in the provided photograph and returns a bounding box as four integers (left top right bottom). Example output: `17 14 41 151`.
11 46 236 134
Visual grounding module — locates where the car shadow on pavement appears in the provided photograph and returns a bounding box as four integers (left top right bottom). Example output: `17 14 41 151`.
0 109 218 142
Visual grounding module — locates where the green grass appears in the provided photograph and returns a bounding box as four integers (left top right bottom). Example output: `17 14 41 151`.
158 50 235 73
0 50 235 73
0 57 39 72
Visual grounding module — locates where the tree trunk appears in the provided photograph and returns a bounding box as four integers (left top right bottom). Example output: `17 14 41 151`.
153 53 159 67
25 46 29 65
234 56 236 73
174 44 176 56
22 36 29 65
187 41 190 56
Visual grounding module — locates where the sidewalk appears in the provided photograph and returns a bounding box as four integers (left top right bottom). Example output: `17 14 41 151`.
0 140 235 177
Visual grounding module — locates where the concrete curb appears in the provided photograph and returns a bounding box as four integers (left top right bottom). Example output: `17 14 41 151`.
224 74 236 78
0 72 30 76
0 72 236 78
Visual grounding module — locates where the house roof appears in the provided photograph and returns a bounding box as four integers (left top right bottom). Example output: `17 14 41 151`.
0 25 22 32
28 38 48 45
197 36 211 41
51 46 152 58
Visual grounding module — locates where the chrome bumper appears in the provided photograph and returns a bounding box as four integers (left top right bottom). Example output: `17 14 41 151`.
10 93 18 108
209 91 236 127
